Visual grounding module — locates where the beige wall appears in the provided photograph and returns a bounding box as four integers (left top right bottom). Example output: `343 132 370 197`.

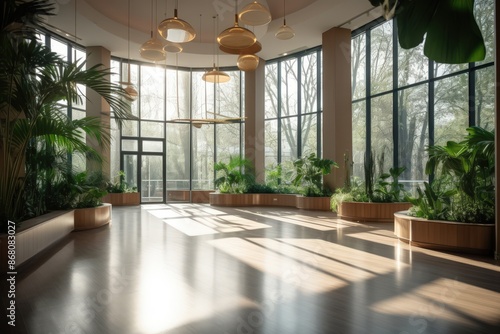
322 27 353 190
86 46 111 178
244 59 266 183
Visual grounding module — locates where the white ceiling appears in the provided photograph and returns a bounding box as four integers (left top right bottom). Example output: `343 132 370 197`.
45 0 383 67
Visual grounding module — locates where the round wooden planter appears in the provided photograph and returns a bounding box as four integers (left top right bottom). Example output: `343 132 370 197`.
337 201 412 222
74 203 112 231
394 212 495 255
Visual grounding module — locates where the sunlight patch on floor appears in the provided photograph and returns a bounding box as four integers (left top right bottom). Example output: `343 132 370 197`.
371 278 500 328
209 238 401 293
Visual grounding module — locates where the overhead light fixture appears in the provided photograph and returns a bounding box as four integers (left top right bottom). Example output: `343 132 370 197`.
219 40 261 55
120 0 138 101
275 0 294 40
163 42 183 53
237 54 259 71
204 15 230 83
239 1 272 26
217 0 256 50
141 0 166 62
158 0 196 43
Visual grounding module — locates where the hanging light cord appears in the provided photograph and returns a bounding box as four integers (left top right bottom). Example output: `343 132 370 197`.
283 0 287 25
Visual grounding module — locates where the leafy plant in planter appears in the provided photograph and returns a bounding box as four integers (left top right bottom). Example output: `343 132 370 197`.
106 170 138 193
292 153 338 197
408 126 494 224
214 156 255 194
331 152 407 212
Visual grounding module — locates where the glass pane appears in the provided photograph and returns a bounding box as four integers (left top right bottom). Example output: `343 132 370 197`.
72 109 86 172
371 93 393 174
191 71 211 119
265 120 278 167
398 42 428 87
216 123 241 162
265 63 278 119
166 123 190 190
166 68 190 120
352 101 366 179
50 38 67 59
143 140 163 153
281 117 298 162
352 34 366 100
475 68 494 131
434 74 469 145
122 62 139 117
301 114 317 156
141 155 163 202
398 84 428 187
110 118 120 180
370 21 393 94
122 139 138 151
281 58 298 116
122 120 138 137
192 124 214 190
141 121 164 138
301 52 318 114
140 65 165 120
73 48 87 110
218 70 241 118
123 154 138 189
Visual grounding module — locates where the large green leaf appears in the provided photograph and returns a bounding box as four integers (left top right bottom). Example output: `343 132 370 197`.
371 0 486 64
423 0 485 63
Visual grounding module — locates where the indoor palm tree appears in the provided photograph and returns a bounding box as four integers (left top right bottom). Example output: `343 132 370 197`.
0 0 134 228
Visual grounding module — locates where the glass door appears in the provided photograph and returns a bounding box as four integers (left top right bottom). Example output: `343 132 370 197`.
141 155 164 203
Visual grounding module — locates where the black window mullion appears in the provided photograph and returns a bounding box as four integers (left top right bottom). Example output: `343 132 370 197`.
392 19 399 169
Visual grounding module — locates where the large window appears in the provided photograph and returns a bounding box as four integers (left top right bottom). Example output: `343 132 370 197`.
264 48 322 175
351 0 495 187
110 60 244 197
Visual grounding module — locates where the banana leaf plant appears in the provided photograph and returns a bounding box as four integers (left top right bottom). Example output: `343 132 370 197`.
369 0 486 64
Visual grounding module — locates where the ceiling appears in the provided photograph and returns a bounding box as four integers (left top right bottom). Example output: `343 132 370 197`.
45 0 382 67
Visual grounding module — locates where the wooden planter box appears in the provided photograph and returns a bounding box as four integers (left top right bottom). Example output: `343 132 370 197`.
74 203 112 231
0 210 74 271
394 212 495 255
166 190 212 203
296 196 332 211
209 193 328 210
338 201 412 222
102 192 140 206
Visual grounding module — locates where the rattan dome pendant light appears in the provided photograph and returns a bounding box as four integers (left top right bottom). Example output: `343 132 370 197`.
120 0 138 101
239 1 271 26
158 0 196 43
217 0 256 50
203 15 230 83
141 0 166 61
275 0 294 40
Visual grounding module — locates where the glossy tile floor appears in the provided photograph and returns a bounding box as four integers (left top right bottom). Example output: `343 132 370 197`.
2 204 500 334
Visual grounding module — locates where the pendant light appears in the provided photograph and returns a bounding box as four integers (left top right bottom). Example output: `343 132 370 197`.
237 54 259 71
217 0 256 50
203 15 230 83
140 0 166 62
158 0 196 43
239 1 272 26
120 0 138 101
275 0 294 40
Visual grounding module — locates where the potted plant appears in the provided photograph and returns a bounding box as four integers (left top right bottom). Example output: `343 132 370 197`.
395 126 495 254
331 152 412 222
292 153 338 210
103 171 140 206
